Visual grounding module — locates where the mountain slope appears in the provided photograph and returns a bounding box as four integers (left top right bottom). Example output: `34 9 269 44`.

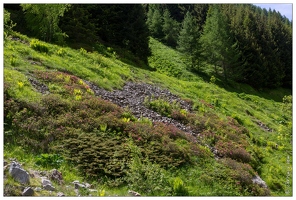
3 32 292 196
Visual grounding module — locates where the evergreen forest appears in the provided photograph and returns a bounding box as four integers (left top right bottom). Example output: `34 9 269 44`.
3 4 293 197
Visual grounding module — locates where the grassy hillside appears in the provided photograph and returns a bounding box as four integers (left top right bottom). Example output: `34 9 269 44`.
3 33 292 196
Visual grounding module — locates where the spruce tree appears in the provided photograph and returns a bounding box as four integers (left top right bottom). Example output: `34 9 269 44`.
59 4 97 46
177 11 201 71
200 5 240 81
149 6 164 39
162 9 179 47
88 4 151 63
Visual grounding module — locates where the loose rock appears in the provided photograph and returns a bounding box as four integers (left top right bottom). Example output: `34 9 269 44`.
9 161 30 184
49 169 64 185
22 187 34 196
41 178 52 187
252 175 268 188
43 184 56 191
128 190 141 196
34 187 42 192
41 178 56 191
84 80 199 137
57 192 65 197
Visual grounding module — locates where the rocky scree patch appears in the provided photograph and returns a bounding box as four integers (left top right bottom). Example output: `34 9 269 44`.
84 80 199 137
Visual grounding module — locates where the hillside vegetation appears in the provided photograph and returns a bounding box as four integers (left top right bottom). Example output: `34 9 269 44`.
3 30 292 196
3 3 292 197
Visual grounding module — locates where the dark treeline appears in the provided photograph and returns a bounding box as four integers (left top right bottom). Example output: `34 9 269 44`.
5 4 292 88
145 4 292 88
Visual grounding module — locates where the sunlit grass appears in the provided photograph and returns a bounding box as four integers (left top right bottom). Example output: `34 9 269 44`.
3 32 292 196
4 68 41 102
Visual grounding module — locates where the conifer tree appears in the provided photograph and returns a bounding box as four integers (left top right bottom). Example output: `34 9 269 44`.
162 9 179 47
177 11 202 71
147 5 163 39
59 4 97 46
200 5 240 81
88 4 151 63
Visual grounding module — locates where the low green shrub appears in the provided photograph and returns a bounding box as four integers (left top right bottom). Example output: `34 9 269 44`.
215 140 252 163
210 75 216 84
64 132 130 178
30 39 49 53
79 47 87 55
144 96 180 118
10 56 17 66
282 95 292 104
220 158 255 186
56 48 66 57
266 177 285 192
35 153 64 169
126 143 172 196
172 177 189 196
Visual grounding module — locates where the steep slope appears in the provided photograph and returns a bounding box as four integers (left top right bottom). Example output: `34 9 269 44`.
3 33 292 196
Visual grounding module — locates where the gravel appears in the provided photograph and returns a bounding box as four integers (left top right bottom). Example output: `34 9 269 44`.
84 80 199 136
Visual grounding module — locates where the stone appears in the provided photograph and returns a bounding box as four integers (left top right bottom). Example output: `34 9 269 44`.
22 187 34 196
9 161 30 184
34 187 42 192
252 175 268 188
85 182 92 188
74 189 79 196
83 80 197 136
74 183 85 189
41 178 52 187
57 192 65 197
4 164 9 172
50 169 64 185
128 190 141 196
43 184 55 191
41 177 56 191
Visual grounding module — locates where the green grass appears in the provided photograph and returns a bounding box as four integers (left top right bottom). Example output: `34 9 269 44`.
148 38 200 81
3 32 292 196
4 68 41 102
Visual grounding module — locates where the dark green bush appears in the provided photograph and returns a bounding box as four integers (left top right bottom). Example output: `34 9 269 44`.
126 146 172 196
220 158 255 187
64 132 130 178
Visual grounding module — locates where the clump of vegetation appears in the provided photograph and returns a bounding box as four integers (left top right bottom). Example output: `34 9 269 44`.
144 96 178 117
126 142 173 196
35 153 64 169
3 24 292 196
56 48 66 56
30 39 49 53
172 177 189 196
215 140 252 163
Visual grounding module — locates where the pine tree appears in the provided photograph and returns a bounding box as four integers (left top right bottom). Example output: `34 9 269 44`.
59 4 97 46
162 9 179 47
200 5 240 81
177 11 201 70
149 6 164 39
121 4 151 63
88 4 151 63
